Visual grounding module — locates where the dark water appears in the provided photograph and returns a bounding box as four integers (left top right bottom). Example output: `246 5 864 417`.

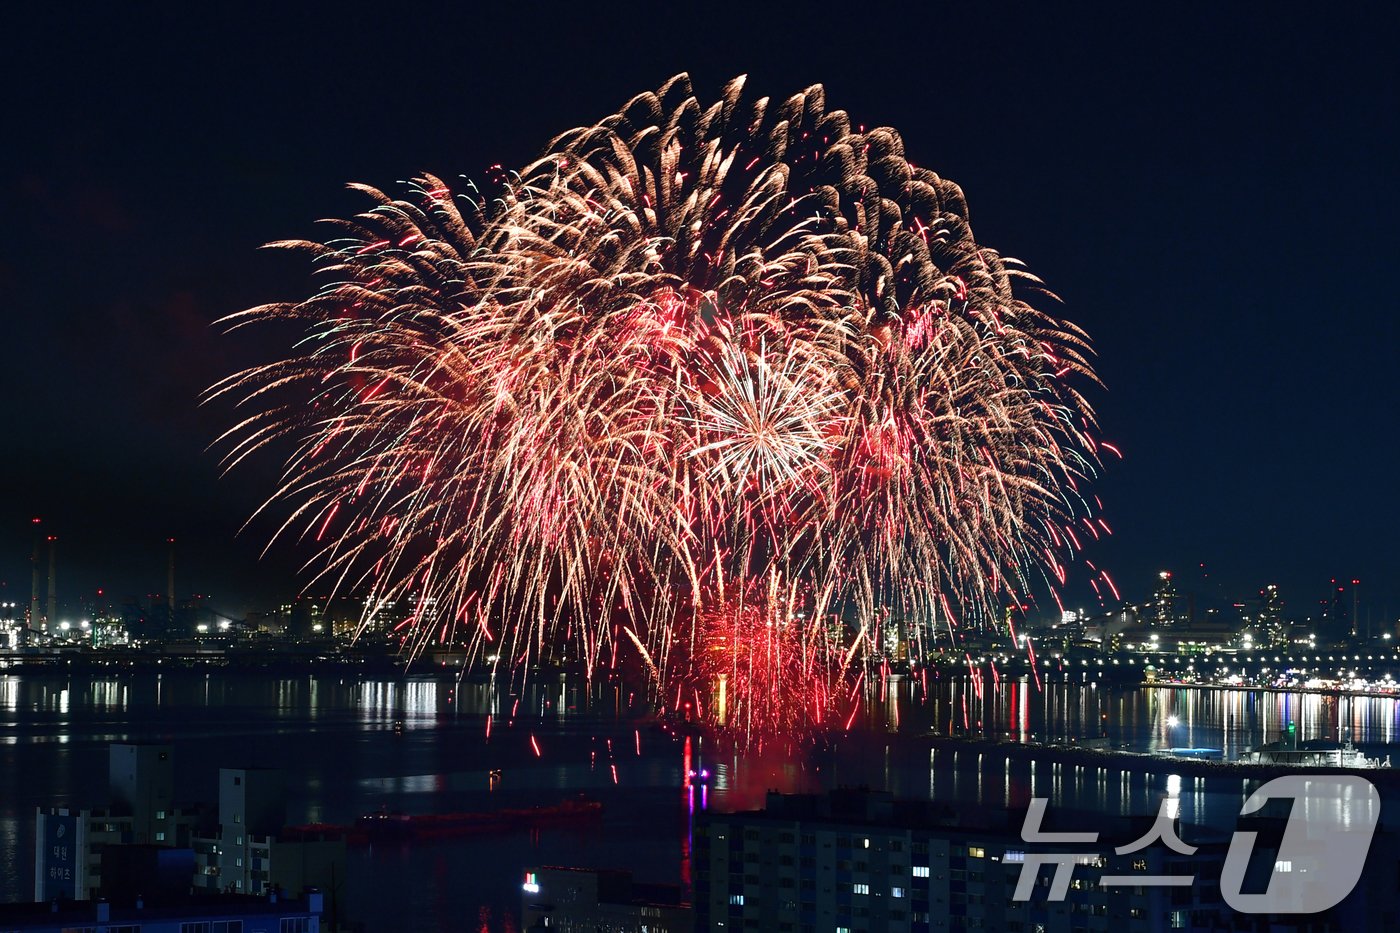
1 672 1397 930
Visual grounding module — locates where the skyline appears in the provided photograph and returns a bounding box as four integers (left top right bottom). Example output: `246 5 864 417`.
4 3 1397 615
2 518 1383 632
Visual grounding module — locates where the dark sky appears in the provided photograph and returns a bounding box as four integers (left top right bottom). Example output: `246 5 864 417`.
3 3 1397 622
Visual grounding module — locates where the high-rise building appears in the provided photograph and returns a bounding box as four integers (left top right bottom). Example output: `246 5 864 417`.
1151 572 1178 628
696 788 1226 933
1257 584 1286 648
193 768 344 899
109 744 175 842
35 745 204 900
203 768 286 894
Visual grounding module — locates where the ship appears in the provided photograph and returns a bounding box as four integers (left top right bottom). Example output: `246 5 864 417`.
355 794 603 842
284 794 605 846
1238 737 1387 769
1238 715 1390 769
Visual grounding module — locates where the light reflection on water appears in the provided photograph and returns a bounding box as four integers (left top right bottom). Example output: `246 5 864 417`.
0 672 1396 931
854 675 1400 756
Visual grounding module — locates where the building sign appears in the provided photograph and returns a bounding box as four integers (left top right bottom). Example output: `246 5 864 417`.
36 811 81 901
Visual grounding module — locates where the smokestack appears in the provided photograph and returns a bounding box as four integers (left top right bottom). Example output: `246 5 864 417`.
46 536 57 628
1352 579 1360 639
30 519 41 631
167 539 176 621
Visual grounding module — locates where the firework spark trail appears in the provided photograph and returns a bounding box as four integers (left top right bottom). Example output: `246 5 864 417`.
211 74 1107 739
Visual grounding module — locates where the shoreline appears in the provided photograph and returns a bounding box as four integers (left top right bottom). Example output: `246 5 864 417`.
1143 679 1400 700
920 733 1400 783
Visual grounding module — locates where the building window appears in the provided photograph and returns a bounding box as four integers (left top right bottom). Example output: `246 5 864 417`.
1274 860 1293 873
913 866 930 878
969 847 986 859
892 887 905 898
180 923 212 933
729 894 744 906
279 921 311 933
213 923 244 933
156 810 166 820
155 831 166 842
852 883 869 895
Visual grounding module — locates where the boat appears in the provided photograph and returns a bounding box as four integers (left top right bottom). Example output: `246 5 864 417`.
1164 747 1224 761
1239 737 1386 769
356 794 603 842
1240 705 1391 769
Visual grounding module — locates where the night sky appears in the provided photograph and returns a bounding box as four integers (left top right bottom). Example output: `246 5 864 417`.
4 3 1397 621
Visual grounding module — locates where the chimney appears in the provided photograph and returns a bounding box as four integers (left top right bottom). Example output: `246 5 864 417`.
29 519 41 631
167 538 176 622
46 536 57 629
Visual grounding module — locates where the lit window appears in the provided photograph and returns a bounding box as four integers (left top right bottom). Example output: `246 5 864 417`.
1004 850 1025 863
729 894 744 905
913 866 930 878
853 883 869 895
892 887 905 898
969 847 986 858
1275 860 1293 873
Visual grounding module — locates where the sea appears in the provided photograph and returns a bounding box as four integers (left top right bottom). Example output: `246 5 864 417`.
2 670 1398 930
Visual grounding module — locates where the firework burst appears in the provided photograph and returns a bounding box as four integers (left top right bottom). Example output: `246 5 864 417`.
212 74 1105 738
